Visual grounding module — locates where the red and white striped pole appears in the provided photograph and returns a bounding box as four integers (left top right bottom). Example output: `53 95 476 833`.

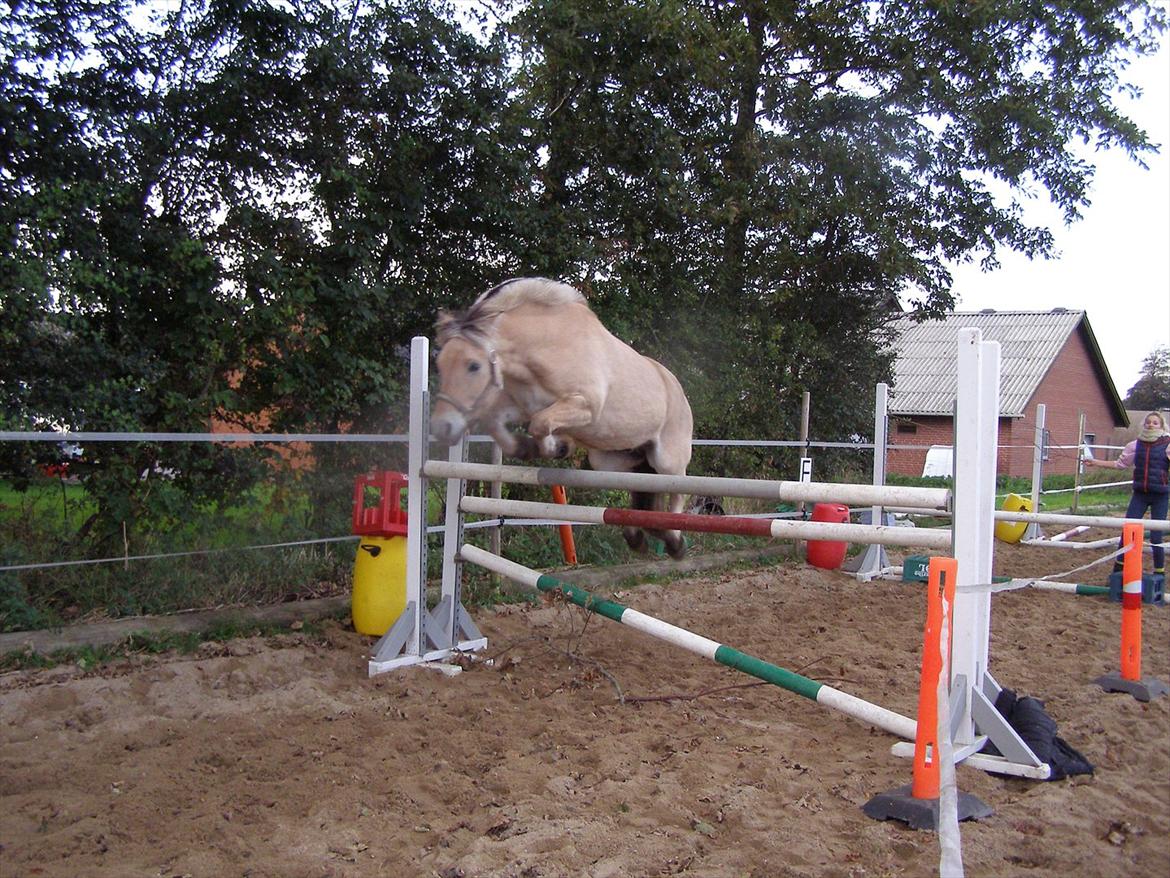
1095 523 1168 701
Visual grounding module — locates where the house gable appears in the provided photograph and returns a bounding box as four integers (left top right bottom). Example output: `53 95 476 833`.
886 310 1127 477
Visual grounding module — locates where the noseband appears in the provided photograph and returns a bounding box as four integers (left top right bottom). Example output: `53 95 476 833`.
433 344 504 419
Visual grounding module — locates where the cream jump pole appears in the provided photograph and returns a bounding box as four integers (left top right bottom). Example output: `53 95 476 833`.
423 459 952 512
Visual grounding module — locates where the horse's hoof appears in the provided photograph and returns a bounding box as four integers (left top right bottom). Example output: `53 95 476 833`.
623 527 649 554
536 434 575 459
666 539 687 560
511 436 540 460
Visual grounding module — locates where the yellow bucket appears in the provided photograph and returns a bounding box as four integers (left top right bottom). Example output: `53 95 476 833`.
351 535 407 635
993 493 1033 544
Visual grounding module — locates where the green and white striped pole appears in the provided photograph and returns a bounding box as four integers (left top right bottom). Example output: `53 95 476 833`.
1019 580 1110 597
458 544 917 740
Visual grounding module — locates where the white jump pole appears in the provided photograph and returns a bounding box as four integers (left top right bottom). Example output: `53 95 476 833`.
423 459 951 511
945 328 1047 775
1025 403 1046 540
951 328 996 751
994 510 1170 531
852 383 893 580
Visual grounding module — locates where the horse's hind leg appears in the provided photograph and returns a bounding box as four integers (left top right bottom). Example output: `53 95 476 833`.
626 484 657 554
659 492 688 559
587 449 652 554
613 460 682 558
638 489 686 559
645 442 692 560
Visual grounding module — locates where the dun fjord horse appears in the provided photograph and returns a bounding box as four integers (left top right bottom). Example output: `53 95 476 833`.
431 278 694 558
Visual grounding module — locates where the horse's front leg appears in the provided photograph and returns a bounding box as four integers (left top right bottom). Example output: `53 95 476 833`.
472 406 562 461
529 394 593 458
474 405 531 459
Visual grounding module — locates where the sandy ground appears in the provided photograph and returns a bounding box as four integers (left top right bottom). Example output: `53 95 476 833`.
1 534 1168 878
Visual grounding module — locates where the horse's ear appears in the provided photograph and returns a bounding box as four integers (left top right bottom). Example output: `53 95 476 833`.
434 310 457 345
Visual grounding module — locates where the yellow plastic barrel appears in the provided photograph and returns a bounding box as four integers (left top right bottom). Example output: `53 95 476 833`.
351 535 408 635
993 493 1033 544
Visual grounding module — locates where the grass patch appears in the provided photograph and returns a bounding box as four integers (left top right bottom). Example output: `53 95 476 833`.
0 615 340 673
1 540 356 632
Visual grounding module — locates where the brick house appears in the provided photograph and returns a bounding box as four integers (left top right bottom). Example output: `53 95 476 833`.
886 310 1128 478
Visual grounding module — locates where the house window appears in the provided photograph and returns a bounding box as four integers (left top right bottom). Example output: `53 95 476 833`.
1042 429 1051 461
1083 433 1096 460
896 422 918 435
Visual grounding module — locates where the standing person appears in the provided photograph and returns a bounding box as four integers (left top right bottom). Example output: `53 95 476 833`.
1086 411 1170 579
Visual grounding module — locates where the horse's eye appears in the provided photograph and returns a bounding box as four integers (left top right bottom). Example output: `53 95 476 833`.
468 361 481 373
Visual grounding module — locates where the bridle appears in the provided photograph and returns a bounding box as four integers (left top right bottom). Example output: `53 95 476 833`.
432 342 504 419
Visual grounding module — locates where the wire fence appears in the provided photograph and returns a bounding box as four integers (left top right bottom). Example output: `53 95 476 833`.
0 428 1136 575
0 421 1142 634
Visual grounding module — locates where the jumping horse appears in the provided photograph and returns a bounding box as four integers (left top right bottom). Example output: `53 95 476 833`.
430 278 694 558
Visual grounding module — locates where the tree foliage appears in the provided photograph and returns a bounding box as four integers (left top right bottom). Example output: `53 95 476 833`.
1 0 1165 540
505 0 1166 471
1125 346 1170 412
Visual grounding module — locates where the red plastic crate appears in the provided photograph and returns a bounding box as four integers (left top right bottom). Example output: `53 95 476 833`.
352 471 408 537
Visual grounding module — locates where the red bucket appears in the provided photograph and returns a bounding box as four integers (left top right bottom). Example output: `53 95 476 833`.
806 503 849 570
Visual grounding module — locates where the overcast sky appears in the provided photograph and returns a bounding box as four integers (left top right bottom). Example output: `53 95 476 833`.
948 36 1170 400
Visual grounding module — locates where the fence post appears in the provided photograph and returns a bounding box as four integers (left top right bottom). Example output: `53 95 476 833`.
1072 412 1086 513
797 391 811 517
1026 404 1045 540
490 443 502 587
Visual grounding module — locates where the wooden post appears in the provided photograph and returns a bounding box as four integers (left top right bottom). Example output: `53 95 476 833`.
1072 413 1086 513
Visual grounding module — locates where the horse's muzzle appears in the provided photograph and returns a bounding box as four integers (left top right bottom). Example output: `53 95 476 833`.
429 412 466 446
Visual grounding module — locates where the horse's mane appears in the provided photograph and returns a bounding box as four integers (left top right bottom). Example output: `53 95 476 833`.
435 278 586 346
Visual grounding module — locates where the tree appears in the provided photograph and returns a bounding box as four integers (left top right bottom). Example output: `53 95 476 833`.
505 0 1166 474
0 0 274 543
1 0 531 540
1125 346 1170 411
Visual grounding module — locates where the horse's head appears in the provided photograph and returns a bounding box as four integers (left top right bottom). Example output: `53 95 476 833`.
431 328 503 446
